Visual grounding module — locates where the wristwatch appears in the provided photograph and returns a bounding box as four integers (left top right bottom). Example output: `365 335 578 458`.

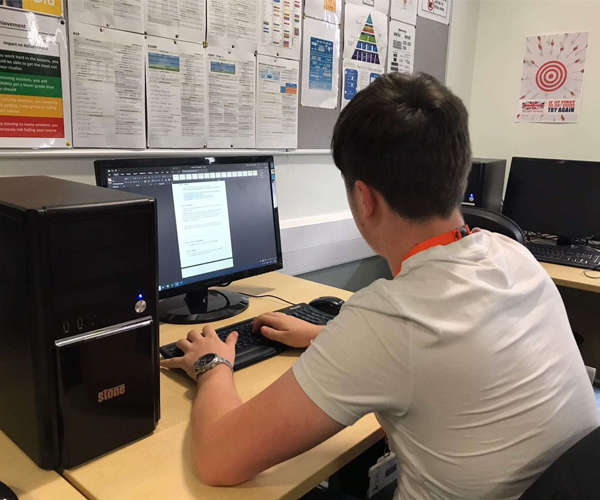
193 353 233 380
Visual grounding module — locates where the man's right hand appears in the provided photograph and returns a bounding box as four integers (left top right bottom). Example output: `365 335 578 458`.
252 312 323 348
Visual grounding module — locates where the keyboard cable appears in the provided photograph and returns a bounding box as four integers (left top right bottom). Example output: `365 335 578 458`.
216 281 296 306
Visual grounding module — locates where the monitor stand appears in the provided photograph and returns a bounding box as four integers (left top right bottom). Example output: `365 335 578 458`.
557 236 573 246
159 287 249 324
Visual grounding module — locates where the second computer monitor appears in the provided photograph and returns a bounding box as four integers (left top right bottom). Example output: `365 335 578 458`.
95 156 283 323
503 157 600 241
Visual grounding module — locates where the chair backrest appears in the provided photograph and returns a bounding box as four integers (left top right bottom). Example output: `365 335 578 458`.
519 426 600 499
461 206 525 244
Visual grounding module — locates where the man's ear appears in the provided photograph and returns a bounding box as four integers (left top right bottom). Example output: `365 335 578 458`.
354 180 377 218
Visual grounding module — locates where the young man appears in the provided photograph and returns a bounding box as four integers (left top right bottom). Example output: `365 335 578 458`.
160 73 599 498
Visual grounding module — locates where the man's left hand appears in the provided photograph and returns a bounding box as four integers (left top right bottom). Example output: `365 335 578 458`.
160 325 238 381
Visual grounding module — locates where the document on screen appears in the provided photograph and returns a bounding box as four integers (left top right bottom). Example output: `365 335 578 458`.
172 181 234 278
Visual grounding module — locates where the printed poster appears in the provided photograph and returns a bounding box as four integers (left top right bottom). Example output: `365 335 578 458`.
69 0 143 33
143 0 205 43
207 0 258 51
390 0 417 25
304 0 341 25
1 0 62 16
301 17 340 109
146 37 207 148
258 0 302 60
417 0 450 25
343 4 388 70
387 19 415 74
256 54 298 148
0 9 71 148
341 60 381 108
345 0 390 15
517 32 588 123
69 23 146 148
206 48 256 148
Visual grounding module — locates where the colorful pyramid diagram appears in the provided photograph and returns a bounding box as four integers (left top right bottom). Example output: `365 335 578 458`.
351 14 380 65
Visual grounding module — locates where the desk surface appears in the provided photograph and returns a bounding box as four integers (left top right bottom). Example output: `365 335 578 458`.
9 264 596 499
541 262 600 294
0 431 84 500
63 272 384 500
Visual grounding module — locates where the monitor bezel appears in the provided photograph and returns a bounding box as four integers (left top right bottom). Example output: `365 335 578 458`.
503 156 600 239
94 156 283 300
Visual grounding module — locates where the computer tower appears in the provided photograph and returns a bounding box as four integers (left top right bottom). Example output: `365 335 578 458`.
0 176 160 469
463 158 506 212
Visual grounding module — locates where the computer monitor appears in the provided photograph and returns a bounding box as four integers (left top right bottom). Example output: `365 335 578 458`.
503 157 600 243
95 156 283 324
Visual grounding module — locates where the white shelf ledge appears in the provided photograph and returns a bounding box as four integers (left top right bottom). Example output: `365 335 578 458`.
0 148 331 159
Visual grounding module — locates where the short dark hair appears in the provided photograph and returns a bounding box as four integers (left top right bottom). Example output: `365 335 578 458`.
331 72 471 220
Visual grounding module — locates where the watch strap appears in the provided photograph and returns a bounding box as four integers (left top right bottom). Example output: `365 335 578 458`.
193 354 233 380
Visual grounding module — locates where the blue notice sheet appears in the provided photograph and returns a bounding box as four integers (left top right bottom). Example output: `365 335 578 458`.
343 68 358 100
308 37 334 90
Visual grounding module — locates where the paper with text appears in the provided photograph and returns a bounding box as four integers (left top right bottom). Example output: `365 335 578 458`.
301 18 340 109
390 0 417 25
345 0 390 15
143 0 204 43
69 23 145 148
343 4 388 70
69 0 144 33
146 37 207 147
417 0 450 24
387 20 415 74
304 0 341 25
256 55 298 148
207 0 258 51
172 181 234 278
0 9 71 147
341 60 381 108
258 0 302 60
207 48 256 148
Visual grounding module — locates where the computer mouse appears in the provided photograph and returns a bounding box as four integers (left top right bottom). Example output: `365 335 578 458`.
309 296 345 317
0 481 17 500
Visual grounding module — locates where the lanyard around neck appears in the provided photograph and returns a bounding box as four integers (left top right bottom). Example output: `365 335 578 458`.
395 225 471 276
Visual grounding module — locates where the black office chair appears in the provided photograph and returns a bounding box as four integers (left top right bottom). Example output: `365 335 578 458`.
461 206 525 244
519 426 600 499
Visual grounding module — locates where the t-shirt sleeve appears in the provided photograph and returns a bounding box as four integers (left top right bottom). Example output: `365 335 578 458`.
292 293 413 427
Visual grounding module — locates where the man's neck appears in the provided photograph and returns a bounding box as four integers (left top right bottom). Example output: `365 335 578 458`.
383 208 466 275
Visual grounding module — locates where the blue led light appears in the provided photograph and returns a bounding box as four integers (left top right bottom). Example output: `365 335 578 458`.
138 293 143 299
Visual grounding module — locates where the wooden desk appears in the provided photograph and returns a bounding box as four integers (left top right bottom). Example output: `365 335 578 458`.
63 273 384 500
541 262 600 294
0 431 84 500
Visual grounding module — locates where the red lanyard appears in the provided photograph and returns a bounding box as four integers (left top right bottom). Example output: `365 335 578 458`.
395 225 471 276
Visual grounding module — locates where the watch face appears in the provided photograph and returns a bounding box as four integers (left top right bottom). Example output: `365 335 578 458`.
198 353 217 369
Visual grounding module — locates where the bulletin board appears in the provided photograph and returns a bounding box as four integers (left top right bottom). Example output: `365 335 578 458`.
298 15 449 149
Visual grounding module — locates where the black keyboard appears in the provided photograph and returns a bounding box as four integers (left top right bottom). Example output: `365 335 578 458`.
527 242 600 270
159 303 336 371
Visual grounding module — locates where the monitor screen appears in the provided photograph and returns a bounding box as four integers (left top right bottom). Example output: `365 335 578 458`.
503 157 600 239
95 156 282 314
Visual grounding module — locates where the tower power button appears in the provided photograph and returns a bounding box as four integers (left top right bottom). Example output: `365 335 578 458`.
135 300 147 313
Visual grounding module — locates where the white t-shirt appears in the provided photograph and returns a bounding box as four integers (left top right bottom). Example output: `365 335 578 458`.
293 230 599 499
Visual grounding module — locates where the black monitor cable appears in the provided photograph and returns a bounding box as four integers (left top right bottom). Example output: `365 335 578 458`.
239 292 296 306
215 281 295 305
211 289 232 306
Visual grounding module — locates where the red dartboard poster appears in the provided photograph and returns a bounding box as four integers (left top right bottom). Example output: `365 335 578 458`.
517 32 589 123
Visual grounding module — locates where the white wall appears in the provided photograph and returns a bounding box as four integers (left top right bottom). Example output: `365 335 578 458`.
0 152 349 221
445 0 481 111
468 0 600 164
0 151 369 275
